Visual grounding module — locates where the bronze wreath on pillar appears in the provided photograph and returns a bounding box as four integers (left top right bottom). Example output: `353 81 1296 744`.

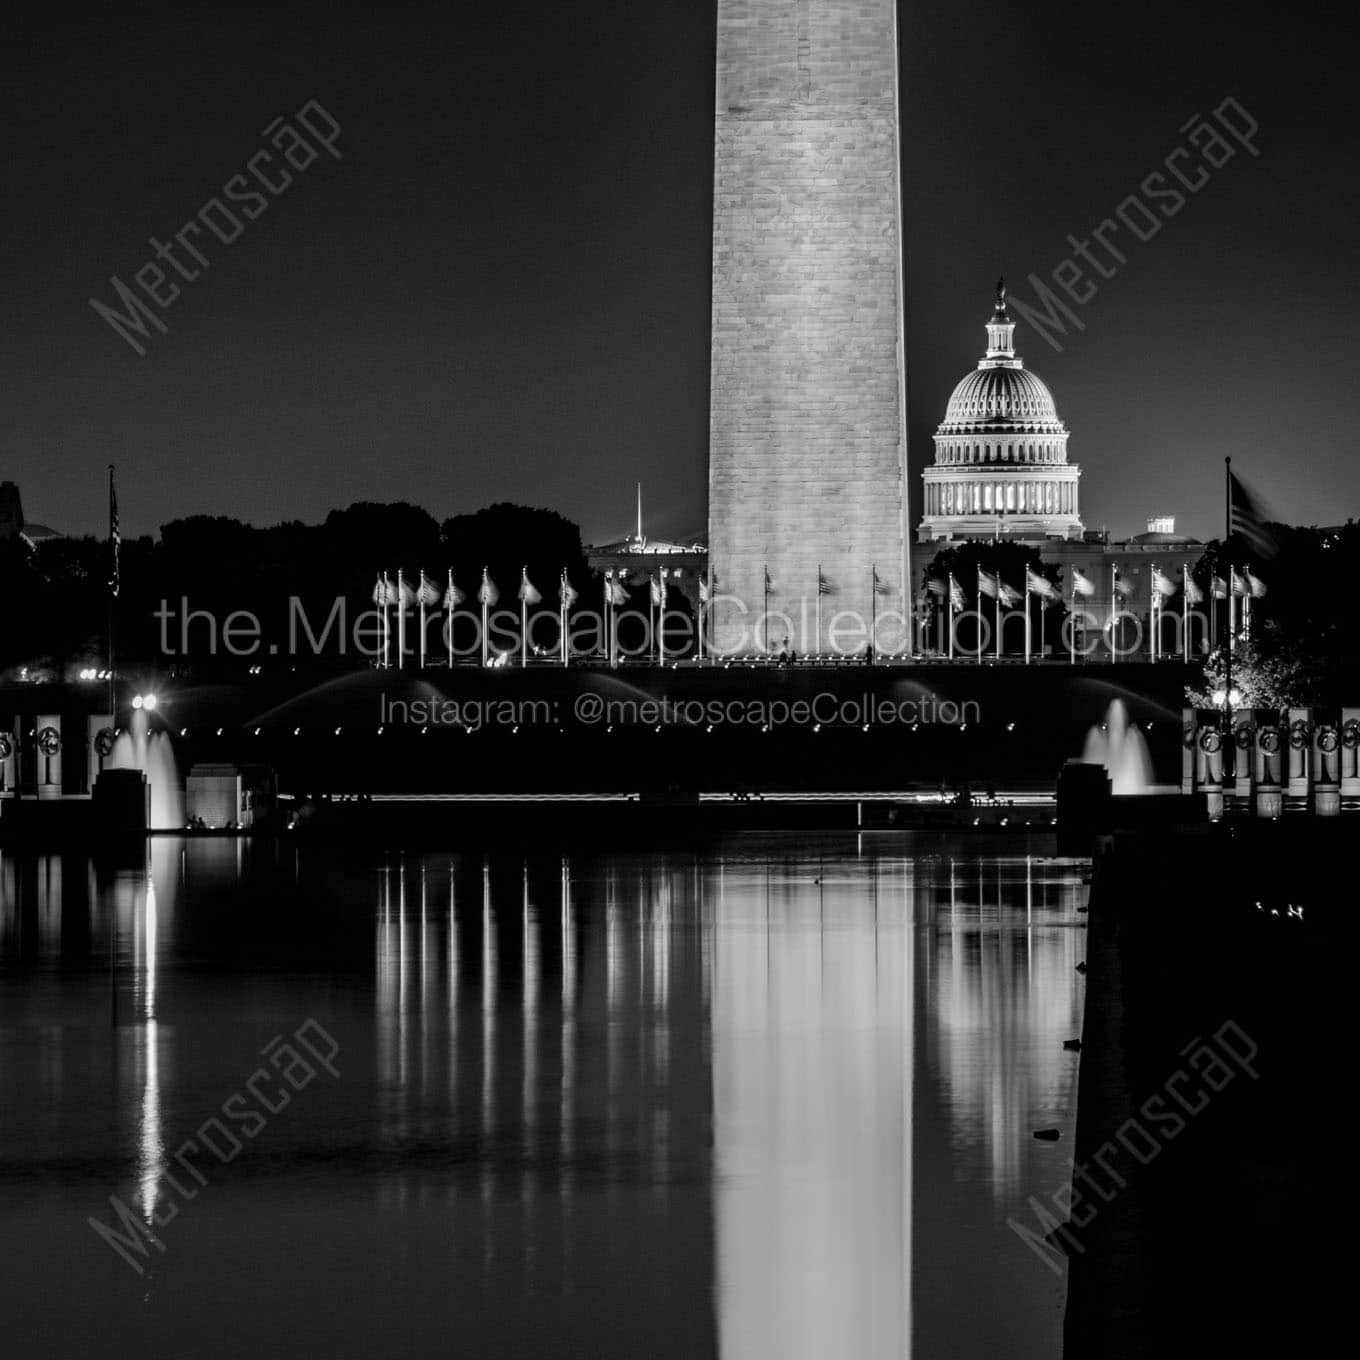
37 726 61 757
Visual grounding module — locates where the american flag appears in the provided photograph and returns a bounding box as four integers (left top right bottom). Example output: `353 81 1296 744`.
1229 471 1279 561
519 567 543 605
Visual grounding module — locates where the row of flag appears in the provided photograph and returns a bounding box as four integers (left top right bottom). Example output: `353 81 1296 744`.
369 567 584 611
922 562 1268 607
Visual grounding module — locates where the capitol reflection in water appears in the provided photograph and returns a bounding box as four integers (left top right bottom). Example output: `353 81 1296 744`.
0 835 1084 1359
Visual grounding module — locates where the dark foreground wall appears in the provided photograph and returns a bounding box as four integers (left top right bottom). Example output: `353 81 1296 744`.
1063 822 1345 1357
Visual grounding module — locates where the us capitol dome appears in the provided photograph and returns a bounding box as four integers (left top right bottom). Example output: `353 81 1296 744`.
918 282 1083 543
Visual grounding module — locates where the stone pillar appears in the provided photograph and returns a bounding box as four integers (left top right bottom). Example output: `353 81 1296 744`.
708 0 908 656
35 713 62 799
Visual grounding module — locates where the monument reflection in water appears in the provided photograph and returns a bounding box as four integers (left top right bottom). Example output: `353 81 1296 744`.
0 836 1084 1359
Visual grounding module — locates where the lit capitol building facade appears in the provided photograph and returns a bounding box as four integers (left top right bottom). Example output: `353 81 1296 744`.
919 283 1082 544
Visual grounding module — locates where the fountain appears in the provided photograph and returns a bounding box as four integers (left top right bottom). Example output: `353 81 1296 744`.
1082 699 1154 796
108 711 184 830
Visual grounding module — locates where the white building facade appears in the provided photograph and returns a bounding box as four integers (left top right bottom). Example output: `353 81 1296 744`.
919 285 1083 544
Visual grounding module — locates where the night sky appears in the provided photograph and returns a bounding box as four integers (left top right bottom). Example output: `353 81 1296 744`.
5 2 1356 545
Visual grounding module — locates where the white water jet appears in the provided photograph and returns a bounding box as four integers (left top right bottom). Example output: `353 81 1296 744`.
1082 699 1154 796
108 711 185 830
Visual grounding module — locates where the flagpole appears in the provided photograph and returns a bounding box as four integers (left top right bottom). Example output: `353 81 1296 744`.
763 565 769 657
107 465 117 725
1182 563 1189 663
948 581 955 661
448 569 455 668
976 567 984 663
603 575 611 669
699 572 707 663
560 573 568 668
658 575 666 666
1224 456 1235 787
419 575 427 670
1024 577 1031 665
481 569 489 668
994 585 1000 662
1149 565 1157 663
870 566 877 660
1040 592 1046 661
521 575 528 669
815 565 821 658
1069 581 1076 665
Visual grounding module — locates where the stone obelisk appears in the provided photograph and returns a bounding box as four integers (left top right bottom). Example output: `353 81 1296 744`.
707 0 910 657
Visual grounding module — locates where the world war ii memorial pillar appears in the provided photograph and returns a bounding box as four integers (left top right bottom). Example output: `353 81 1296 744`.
707 0 910 658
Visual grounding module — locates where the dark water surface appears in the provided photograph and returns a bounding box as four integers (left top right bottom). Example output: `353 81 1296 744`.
1 833 1085 1359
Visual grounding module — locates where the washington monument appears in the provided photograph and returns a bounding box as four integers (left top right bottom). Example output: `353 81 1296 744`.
707 0 910 655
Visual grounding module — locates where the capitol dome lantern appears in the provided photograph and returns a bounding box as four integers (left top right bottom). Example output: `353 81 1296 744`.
919 281 1083 543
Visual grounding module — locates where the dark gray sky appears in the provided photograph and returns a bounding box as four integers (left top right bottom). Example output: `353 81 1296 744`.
4 2 1356 544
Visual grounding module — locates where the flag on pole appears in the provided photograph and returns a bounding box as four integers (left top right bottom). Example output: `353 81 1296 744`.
650 573 664 607
443 571 465 608
1025 567 1057 600
976 569 998 599
1230 568 1250 597
558 570 578 607
699 574 710 606
1111 568 1133 598
926 577 947 598
107 466 120 598
948 575 966 610
1211 575 1229 599
396 571 417 607
417 572 440 608
518 567 542 605
1244 567 1267 598
371 573 387 608
998 580 1021 608
817 567 831 596
872 565 892 596
478 568 499 607
1182 574 1204 604
1229 471 1280 561
1070 569 1096 597
607 575 628 606
1151 567 1178 597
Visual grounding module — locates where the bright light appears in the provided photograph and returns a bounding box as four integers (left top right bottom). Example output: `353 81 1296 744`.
1229 689 1243 707
132 695 144 710
1212 689 1227 707
142 693 158 711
